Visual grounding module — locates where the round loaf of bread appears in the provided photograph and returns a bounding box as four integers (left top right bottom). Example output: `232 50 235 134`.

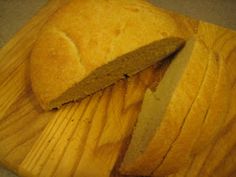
30 0 185 110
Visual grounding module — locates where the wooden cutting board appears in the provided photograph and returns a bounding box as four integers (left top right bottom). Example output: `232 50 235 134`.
0 0 235 177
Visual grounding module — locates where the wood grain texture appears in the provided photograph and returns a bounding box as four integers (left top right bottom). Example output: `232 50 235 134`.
0 0 235 177
18 66 166 177
0 0 71 172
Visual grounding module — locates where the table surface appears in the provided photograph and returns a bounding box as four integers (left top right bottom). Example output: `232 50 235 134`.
0 0 235 176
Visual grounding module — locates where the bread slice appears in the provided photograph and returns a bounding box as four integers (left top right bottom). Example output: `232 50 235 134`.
119 38 209 176
152 51 219 176
192 58 231 153
30 0 185 110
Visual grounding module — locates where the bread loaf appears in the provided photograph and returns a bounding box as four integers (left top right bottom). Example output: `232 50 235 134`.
30 0 185 110
192 58 231 153
152 49 219 176
120 38 209 176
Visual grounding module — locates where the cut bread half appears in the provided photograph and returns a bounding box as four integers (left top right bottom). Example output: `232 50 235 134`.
152 51 219 176
119 38 209 176
30 0 185 110
192 58 231 153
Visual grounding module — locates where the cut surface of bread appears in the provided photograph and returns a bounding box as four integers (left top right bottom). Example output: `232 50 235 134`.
120 38 209 176
152 50 219 176
30 0 185 110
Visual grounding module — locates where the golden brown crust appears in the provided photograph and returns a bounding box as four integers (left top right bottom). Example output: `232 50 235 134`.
30 0 186 110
